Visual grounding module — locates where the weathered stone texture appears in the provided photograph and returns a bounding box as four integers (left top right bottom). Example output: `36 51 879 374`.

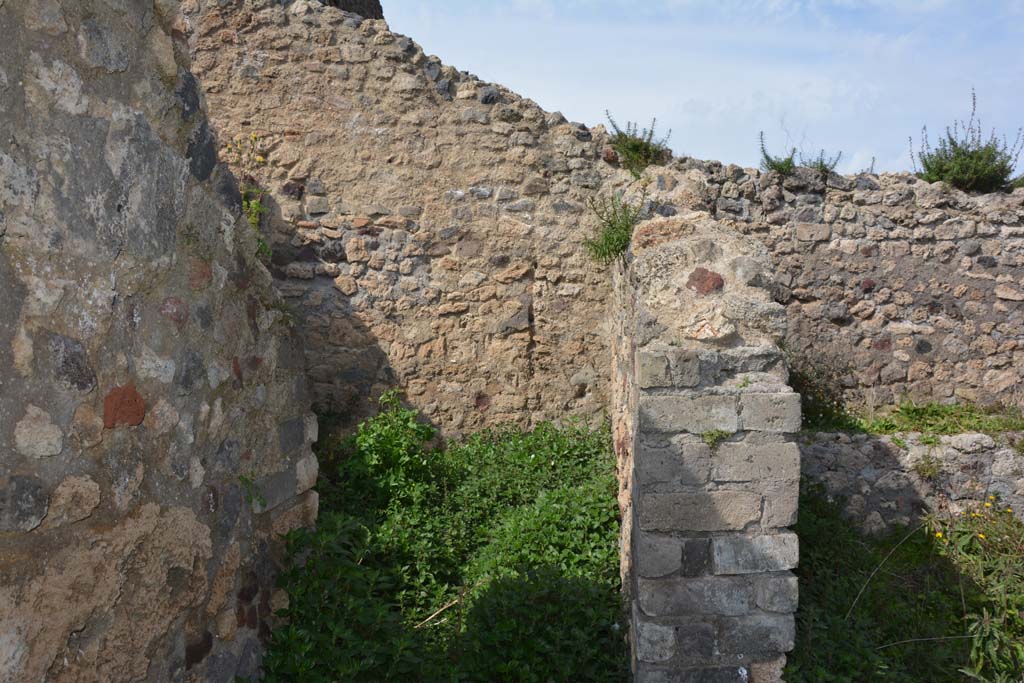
613 214 800 678
656 161 1024 410
802 430 1024 535
0 2 317 681
186 0 622 434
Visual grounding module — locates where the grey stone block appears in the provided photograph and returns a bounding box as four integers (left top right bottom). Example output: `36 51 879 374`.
640 491 762 532
712 533 799 575
738 393 801 433
638 437 711 488
635 668 748 683
681 537 712 576
636 620 677 663
761 488 799 528
638 352 672 388
0 475 50 532
636 532 683 578
638 576 753 617
755 573 799 613
712 438 799 483
640 394 739 434
278 418 306 455
718 613 795 654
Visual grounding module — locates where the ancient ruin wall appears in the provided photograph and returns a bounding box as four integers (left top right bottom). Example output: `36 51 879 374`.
802 430 1024 536
667 160 1024 410
0 2 317 681
186 0 618 433
613 213 801 682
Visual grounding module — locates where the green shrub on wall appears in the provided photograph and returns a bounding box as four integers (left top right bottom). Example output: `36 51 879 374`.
605 111 672 179
911 90 1023 193
584 188 649 266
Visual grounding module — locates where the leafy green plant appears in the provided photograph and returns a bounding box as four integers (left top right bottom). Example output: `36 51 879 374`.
913 450 941 481
760 131 797 176
457 568 627 683
701 429 732 450
260 515 424 683
861 402 1024 437
256 394 626 682
241 183 272 259
584 189 648 265
787 482 981 682
911 90 1023 193
605 111 672 179
929 498 1024 681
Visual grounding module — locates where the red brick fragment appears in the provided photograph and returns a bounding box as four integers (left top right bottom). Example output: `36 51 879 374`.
686 267 725 295
103 384 146 429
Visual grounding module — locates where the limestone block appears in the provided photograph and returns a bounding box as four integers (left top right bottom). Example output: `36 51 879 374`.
712 439 800 483
640 394 739 434
718 614 795 654
738 393 801 433
640 491 762 532
635 620 677 663
711 533 799 575
638 576 754 617
637 437 712 488
754 573 799 613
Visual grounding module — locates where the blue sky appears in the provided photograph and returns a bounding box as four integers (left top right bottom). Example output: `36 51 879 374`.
384 1 1024 174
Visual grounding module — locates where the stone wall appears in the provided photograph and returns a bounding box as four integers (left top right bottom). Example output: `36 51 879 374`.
187 0 1024 436
802 430 1024 535
613 212 801 682
659 160 1024 410
186 0 618 433
0 2 317 681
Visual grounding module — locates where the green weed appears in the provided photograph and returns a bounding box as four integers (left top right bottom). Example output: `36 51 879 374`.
800 148 843 177
701 429 732 450
929 498 1024 681
911 90 1023 193
605 111 672 179
760 131 797 176
787 482 980 682
861 402 1024 437
256 391 626 682
584 189 648 265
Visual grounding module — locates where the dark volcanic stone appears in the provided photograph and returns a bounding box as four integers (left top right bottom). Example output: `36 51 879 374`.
49 333 96 392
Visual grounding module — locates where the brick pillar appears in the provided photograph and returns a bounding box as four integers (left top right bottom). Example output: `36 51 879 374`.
613 213 800 682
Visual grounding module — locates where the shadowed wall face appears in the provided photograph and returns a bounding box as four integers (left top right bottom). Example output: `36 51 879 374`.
0 2 317 680
325 0 383 19
613 214 801 682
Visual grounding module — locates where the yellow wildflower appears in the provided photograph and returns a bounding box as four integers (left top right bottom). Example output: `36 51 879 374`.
255 155 266 164
978 533 986 540
934 531 943 538
985 502 992 508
